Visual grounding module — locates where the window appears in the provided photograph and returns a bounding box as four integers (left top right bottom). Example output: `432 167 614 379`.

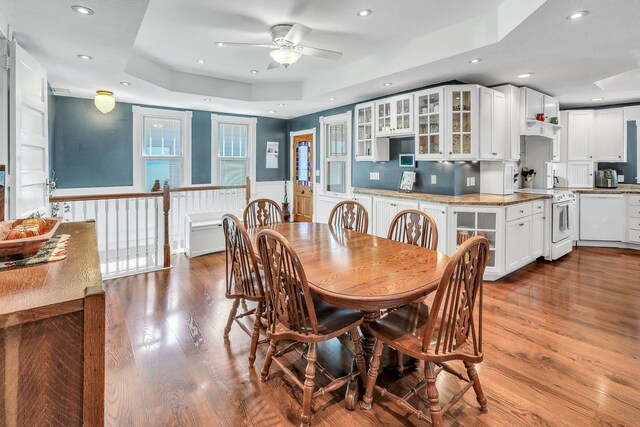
320 112 352 195
212 114 256 186
133 106 192 192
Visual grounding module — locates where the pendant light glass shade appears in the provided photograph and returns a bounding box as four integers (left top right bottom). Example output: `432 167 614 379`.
269 47 302 68
94 90 115 114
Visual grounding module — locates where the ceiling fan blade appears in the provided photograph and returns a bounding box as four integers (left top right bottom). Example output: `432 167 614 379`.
267 60 281 70
283 23 311 46
299 46 343 60
216 42 276 49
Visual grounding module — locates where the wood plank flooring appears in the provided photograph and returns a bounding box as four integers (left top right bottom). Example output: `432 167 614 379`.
104 246 640 426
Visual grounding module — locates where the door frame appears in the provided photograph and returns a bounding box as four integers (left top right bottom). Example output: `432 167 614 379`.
289 128 316 221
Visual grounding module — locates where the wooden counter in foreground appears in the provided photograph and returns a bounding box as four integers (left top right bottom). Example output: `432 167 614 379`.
0 221 104 427
353 187 552 206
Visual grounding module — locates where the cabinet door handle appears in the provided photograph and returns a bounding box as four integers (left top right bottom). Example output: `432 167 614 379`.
520 210 524 213
519 223 525 227
449 152 453 155
589 156 593 158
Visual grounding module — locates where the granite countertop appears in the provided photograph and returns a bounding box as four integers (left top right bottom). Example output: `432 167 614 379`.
559 184 640 194
353 188 551 206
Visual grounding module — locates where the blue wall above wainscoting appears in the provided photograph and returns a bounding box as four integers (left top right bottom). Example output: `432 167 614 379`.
286 80 479 196
50 96 288 189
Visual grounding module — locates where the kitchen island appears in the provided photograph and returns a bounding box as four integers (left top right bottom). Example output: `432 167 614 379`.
0 221 105 427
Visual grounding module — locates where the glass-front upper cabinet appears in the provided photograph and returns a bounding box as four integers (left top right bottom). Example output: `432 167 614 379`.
375 94 413 137
445 85 479 160
354 102 390 162
355 102 373 160
415 88 444 160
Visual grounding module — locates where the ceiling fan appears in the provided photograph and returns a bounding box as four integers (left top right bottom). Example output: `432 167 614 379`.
215 23 343 69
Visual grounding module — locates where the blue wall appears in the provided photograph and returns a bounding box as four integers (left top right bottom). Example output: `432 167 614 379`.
287 81 480 196
50 97 288 188
598 120 638 184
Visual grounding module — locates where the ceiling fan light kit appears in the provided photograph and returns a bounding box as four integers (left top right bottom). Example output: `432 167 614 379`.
217 22 342 70
270 47 302 68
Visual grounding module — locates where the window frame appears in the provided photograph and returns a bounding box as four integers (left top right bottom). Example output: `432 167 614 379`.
132 106 192 192
211 114 257 191
319 111 352 197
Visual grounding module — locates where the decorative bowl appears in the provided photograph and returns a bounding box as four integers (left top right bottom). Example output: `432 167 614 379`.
0 218 61 260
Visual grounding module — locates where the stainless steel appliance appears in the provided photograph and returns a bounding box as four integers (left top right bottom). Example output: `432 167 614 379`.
516 189 577 260
595 169 618 188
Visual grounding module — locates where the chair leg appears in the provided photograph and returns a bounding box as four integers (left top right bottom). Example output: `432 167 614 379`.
350 328 367 383
362 338 384 410
425 362 443 427
465 362 488 412
396 350 405 376
261 340 277 382
300 342 317 427
248 302 262 368
224 298 240 338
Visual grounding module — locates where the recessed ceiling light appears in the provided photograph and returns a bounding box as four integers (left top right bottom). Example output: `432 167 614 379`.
215 42 226 47
250 69 259 74
566 10 589 20
278 103 285 107
329 97 336 101
357 9 372 17
204 98 212 102
197 59 206 64
591 97 604 101
71 5 94 15
77 54 93 60
469 58 482 64
120 81 131 86
267 110 277 114
383 82 393 86
517 72 534 78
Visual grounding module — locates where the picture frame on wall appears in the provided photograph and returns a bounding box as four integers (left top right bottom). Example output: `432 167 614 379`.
399 171 416 192
265 141 279 169
399 153 415 167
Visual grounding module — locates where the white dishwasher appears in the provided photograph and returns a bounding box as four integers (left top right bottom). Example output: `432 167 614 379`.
579 194 625 241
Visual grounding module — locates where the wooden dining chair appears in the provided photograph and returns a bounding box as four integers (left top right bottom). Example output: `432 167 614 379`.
387 208 439 374
328 200 368 233
243 198 284 229
387 209 438 250
222 214 266 368
362 236 490 427
257 229 367 427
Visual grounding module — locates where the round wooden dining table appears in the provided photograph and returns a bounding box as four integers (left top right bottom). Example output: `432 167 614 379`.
247 221 450 410
247 222 449 312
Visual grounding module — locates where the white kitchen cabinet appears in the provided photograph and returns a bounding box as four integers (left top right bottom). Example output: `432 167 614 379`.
579 194 625 241
448 206 504 277
552 129 561 162
567 161 594 188
375 94 414 137
419 202 448 253
479 87 506 160
521 88 561 141
354 102 390 162
531 213 544 258
492 84 521 161
523 88 545 120
372 197 419 238
628 195 640 244
566 110 595 161
415 88 444 159
505 216 532 271
445 85 479 160
595 108 625 162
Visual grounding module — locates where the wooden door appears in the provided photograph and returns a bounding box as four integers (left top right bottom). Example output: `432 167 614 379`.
9 41 49 219
293 133 313 222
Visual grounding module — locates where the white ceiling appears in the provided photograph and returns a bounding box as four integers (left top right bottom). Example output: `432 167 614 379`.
1 0 640 119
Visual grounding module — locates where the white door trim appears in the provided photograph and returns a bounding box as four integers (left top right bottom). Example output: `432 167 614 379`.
289 128 316 221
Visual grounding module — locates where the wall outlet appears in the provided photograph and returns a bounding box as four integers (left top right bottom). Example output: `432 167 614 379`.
619 174 625 183
467 177 476 186
431 175 437 184
370 172 380 180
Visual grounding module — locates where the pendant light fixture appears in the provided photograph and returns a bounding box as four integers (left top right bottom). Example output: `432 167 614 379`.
94 90 115 114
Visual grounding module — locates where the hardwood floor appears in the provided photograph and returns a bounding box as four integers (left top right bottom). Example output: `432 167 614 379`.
104 246 640 426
